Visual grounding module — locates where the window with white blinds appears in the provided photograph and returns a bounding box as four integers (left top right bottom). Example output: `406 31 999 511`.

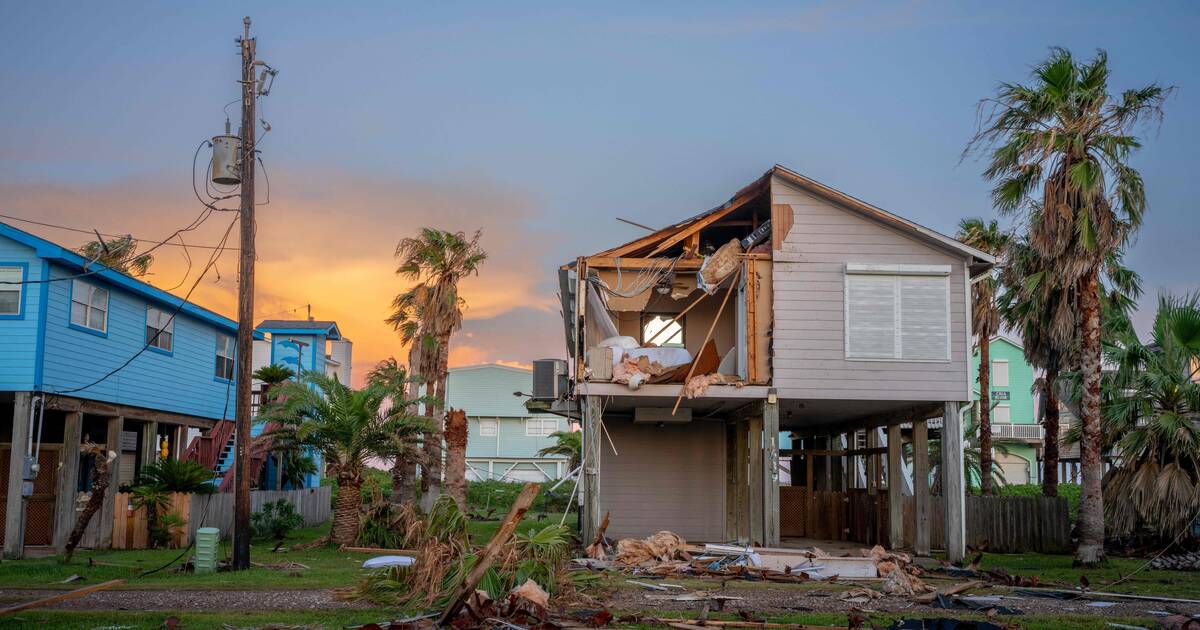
845 265 951 361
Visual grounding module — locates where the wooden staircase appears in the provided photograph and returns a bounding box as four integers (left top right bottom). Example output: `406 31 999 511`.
183 421 277 491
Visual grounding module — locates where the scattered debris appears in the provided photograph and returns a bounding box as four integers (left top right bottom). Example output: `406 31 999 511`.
361 556 414 570
930 594 1022 615
614 531 687 566
585 512 611 560
887 619 1007 630
59 574 83 584
0 579 125 617
840 587 883 604
1150 552 1200 571
512 578 550 609
912 580 988 605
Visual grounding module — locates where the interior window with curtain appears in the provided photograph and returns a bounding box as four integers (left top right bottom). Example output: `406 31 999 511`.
146 306 174 352
0 266 22 315
71 279 109 332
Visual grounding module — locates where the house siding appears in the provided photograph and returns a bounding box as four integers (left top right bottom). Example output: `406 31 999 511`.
600 418 727 541
770 176 971 401
39 263 239 419
0 238 44 391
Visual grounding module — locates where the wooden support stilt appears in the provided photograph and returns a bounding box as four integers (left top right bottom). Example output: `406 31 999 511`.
942 402 966 562
582 396 602 545
99 416 123 549
762 394 780 547
913 418 931 556
54 411 83 553
887 423 903 549
4 393 32 558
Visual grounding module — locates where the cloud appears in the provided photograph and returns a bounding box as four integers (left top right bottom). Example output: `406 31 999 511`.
0 167 562 386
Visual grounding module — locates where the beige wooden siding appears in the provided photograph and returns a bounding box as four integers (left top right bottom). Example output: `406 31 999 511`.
770 176 970 401
599 418 727 541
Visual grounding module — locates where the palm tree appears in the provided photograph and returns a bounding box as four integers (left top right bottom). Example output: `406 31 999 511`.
537 430 582 472
969 48 1170 565
387 228 487 508
367 357 423 505
1098 293 1200 542
78 235 153 277
264 373 426 546
957 218 1012 496
999 235 1070 497
254 364 296 401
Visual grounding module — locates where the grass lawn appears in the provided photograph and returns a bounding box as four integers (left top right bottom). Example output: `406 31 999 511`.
0 513 579 592
977 551 1200 598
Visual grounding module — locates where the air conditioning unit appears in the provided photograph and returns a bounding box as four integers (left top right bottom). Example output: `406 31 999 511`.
532 359 568 400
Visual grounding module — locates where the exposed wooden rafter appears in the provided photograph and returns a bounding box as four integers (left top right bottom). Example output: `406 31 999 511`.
647 188 761 257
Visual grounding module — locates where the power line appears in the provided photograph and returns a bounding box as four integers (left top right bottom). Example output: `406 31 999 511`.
0 213 240 251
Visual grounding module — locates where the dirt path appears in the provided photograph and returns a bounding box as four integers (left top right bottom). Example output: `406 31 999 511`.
607 584 1200 619
0 588 370 611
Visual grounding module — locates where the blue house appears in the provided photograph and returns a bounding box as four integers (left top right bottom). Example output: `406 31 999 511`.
0 222 262 557
446 365 572 482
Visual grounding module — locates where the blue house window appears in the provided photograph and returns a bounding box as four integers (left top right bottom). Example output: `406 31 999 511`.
70 279 109 332
215 334 235 380
0 265 22 316
146 306 174 352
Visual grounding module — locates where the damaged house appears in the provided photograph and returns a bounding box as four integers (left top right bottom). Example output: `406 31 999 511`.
552 165 994 561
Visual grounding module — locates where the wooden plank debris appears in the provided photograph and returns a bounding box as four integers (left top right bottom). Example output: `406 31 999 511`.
0 579 125 617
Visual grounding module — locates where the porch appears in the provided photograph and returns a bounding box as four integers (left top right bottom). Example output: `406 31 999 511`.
1 391 215 558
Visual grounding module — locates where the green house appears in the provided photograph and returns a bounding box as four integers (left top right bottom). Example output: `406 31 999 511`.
968 335 1042 485
446 364 572 482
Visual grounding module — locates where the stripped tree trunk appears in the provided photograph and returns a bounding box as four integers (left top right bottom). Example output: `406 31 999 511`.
64 444 112 562
444 408 468 509
1075 270 1105 565
420 336 450 510
331 468 363 547
391 344 423 506
1042 368 1060 498
978 339 993 495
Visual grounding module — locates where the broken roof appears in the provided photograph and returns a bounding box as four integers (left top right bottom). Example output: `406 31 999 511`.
583 164 996 270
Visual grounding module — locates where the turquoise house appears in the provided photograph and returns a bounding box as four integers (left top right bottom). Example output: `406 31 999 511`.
446 364 571 482
968 335 1043 485
0 222 261 555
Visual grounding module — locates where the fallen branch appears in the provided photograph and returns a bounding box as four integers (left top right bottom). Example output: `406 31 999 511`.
438 482 541 625
339 546 418 556
63 443 115 563
0 579 125 616
912 580 987 604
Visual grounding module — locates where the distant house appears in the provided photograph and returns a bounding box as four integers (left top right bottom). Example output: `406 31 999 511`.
446 364 572 483
0 222 262 556
968 335 1042 485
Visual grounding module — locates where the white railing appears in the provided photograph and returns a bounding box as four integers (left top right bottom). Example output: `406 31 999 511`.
990 423 1043 440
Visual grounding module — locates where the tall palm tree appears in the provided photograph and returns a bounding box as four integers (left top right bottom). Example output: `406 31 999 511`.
387 228 487 508
999 235 1070 497
78 235 153 277
264 373 426 546
367 357 423 505
957 218 1012 496
970 48 1170 565
1098 293 1200 541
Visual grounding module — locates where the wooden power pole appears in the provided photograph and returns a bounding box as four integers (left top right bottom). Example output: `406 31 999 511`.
232 15 257 571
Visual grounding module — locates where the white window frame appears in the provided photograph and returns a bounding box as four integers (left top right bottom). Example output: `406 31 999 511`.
525 417 557 437
991 359 1010 387
0 266 23 316
479 418 498 437
71 279 109 333
146 306 175 352
844 264 952 362
215 334 236 381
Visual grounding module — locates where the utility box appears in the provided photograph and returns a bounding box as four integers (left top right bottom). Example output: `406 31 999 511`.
211 135 241 185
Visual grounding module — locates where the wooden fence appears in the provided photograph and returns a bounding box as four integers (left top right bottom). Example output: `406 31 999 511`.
780 487 1070 553
102 487 331 549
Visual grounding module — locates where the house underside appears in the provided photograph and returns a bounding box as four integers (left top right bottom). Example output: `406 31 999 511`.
1 391 213 556
556 165 992 560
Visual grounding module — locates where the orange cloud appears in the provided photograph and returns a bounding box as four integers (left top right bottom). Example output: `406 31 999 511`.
0 168 565 387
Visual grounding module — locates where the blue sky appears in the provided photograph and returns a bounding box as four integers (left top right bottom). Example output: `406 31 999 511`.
1 1 1197 370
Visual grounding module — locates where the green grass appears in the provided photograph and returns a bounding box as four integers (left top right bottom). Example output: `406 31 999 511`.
628 610 1162 630
0 512 579 592
0 609 407 629
976 551 1200 598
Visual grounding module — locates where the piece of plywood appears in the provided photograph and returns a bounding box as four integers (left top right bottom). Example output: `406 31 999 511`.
770 204 793 251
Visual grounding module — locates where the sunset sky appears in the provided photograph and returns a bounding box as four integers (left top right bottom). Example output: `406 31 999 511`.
2 2 1197 387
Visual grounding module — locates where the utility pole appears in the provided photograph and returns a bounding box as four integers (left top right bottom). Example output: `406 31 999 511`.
232 15 257 571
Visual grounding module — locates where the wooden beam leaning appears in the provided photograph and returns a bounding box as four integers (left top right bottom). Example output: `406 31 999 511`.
762 393 780 547
582 396 603 545
942 402 966 562
647 196 751 257
912 418 931 556
887 423 904 549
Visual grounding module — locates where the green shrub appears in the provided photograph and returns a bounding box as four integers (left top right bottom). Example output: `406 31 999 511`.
251 499 304 542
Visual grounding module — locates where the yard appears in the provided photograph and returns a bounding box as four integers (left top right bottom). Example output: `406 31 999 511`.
3 513 1199 630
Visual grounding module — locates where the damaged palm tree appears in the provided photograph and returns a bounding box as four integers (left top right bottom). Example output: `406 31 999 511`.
63 442 116 563
387 228 487 510
444 408 469 509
